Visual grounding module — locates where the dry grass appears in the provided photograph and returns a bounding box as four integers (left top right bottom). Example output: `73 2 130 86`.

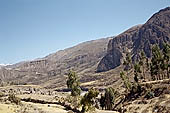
0 103 20 113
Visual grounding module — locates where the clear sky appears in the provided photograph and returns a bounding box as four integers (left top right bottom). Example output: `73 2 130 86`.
0 0 169 64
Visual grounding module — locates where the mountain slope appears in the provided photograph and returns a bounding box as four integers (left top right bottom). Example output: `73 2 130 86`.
97 7 170 72
0 38 110 86
1 7 170 89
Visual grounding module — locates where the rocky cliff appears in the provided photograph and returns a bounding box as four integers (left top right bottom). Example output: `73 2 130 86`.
97 7 170 72
97 25 142 72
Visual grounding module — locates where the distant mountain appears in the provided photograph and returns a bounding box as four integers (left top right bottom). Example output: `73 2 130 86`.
0 64 12 69
97 7 170 72
0 64 4 68
0 38 110 86
0 64 10 67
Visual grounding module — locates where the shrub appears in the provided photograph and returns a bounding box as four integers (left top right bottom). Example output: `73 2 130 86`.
80 88 99 113
66 95 81 109
144 91 154 99
8 93 21 105
0 92 5 98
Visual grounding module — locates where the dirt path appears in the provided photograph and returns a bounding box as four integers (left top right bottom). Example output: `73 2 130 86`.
96 109 119 113
140 79 170 86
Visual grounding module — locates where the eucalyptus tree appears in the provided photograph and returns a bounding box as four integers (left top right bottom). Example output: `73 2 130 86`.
104 87 115 110
134 63 142 83
162 43 170 78
123 52 132 73
150 45 163 80
66 70 81 96
120 71 132 92
139 51 147 80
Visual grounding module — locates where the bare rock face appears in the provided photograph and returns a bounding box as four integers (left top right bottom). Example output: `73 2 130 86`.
133 7 170 58
97 7 170 72
97 25 142 72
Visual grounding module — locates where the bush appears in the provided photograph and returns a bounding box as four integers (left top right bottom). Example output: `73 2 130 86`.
80 88 99 113
144 91 154 99
67 95 81 109
0 92 5 98
8 93 21 105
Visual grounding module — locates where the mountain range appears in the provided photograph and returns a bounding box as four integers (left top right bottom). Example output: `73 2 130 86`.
0 7 170 89
0 38 110 88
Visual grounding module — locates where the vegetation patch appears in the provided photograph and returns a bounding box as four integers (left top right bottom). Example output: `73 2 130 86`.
8 93 21 105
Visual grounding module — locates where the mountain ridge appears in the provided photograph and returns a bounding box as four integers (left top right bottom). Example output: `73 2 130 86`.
97 7 170 72
0 37 110 87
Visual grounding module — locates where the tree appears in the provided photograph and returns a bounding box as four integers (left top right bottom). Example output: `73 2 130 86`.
66 70 81 96
120 71 132 91
146 58 150 77
162 43 170 78
123 52 132 72
150 45 163 80
80 88 99 113
104 87 115 110
99 94 105 110
134 63 141 83
139 51 147 80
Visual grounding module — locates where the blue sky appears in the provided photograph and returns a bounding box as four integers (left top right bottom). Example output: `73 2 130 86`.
0 0 169 64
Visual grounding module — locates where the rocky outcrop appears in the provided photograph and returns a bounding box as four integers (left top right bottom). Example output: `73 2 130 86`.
133 7 170 58
97 25 142 72
97 7 170 72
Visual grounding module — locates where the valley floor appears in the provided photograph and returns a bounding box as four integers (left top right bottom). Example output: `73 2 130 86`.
0 85 119 113
1 78 170 113
0 102 118 113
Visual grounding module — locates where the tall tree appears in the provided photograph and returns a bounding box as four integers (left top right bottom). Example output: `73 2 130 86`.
123 52 132 71
134 63 141 83
66 70 81 96
150 45 163 80
99 94 105 110
162 43 170 78
104 87 115 110
139 51 146 80
120 71 132 91
123 51 133 80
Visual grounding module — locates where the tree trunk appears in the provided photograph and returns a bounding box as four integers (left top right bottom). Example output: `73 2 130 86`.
167 68 169 78
143 65 145 80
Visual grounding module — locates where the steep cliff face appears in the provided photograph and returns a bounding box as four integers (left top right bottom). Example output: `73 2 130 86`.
97 25 142 72
133 7 170 58
97 7 170 72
